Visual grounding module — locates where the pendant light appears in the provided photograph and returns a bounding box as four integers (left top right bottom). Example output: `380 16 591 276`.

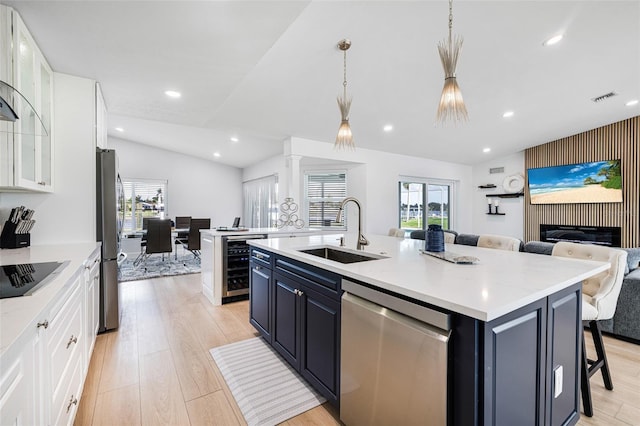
436 0 468 124
335 39 354 150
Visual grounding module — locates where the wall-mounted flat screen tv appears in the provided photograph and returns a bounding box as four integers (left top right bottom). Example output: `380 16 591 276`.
527 160 622 204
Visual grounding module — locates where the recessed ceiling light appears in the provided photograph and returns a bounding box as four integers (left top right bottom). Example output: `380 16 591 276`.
230 137 239 142
502 111 514 118
115 127 124 132
213 152 221 158
543 34 563 46
626 99 639 107
483 148 491 153
164 90 181 98
383 124 393 132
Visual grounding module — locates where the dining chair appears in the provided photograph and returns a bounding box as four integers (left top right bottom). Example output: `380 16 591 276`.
134 218 172 269
174 216 191 259
477 234 521 251
551 241 627 417
387 228 405 238
443 230 458 244
179 218 211 262
132 217 159 265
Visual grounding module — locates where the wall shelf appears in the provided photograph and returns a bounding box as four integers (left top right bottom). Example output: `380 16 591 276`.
486 212 506 216
485 193 524 198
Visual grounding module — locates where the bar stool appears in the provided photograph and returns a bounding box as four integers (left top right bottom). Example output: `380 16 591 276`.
551 242 627 417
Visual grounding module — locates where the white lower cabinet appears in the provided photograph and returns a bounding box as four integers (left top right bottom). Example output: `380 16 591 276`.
200 235 214 303
0 247 101 425
84 250 100 368
0 327 42 426
48 277 84 424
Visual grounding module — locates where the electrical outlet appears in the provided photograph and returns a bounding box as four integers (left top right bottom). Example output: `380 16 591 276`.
553 365 563 398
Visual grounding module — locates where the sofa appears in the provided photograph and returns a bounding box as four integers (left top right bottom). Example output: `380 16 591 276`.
524 241 640 344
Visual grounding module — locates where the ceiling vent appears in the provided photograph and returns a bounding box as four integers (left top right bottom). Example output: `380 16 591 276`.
591 92 618 103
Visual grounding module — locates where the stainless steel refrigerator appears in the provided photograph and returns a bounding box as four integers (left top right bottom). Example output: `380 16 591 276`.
96 148 124 332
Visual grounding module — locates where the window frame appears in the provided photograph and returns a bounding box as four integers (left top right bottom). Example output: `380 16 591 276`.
398 176 456 231
121 178 169 232
304 170 348 230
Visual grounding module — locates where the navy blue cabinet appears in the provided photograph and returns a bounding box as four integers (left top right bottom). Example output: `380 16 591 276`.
273 273 301 368
300 284 340 401
249 259 272 343
249 249 342 408
271 271 341 406
451 282 582 426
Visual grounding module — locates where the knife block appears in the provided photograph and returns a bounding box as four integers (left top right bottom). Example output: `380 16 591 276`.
0 221 31 249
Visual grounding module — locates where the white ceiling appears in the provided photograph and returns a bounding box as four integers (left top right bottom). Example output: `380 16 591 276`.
5 1 639 168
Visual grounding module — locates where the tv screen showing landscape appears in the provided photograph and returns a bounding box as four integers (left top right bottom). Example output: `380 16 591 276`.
528 160 622 204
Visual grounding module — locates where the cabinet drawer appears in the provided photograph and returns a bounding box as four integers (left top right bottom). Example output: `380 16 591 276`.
48 282 83 398
51 351 83 426
275 256 341 300
251 248 273 269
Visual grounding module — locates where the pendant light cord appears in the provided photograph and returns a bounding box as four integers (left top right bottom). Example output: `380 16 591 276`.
448 0 453 50
343 48 348 100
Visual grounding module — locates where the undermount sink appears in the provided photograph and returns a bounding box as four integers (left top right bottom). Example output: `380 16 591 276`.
298 246 388 264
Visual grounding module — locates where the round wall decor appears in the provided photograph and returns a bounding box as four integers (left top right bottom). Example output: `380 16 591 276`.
503 174 524 193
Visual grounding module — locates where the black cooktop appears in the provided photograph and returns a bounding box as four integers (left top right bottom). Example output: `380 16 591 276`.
0 261 67 299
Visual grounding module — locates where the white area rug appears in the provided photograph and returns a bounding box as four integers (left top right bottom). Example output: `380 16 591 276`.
210 337 326 426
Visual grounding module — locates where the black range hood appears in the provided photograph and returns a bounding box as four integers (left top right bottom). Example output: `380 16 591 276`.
0 93 18 122
0 80 48 136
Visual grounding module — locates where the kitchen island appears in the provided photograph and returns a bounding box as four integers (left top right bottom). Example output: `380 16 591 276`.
247 234 610 425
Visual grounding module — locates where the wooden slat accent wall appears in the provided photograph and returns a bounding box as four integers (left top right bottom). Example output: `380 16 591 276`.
524 116 639 247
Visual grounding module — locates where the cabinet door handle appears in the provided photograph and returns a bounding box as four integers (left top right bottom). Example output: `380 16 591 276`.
38 181 46 186
67 335 78 349
66 395 78 413
255 266 262 271
297 290 304 297
255 253 264 259
37 320 49 329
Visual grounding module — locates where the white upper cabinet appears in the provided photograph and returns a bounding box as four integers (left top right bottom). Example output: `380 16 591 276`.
96 82 107 149
0 6 54 192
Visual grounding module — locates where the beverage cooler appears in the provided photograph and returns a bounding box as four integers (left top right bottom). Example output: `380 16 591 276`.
221 234 267 298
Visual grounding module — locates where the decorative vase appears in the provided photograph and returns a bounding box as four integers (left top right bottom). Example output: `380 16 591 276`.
425 224 445 252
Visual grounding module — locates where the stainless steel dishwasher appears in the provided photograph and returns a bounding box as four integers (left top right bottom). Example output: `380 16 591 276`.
340 279 451 425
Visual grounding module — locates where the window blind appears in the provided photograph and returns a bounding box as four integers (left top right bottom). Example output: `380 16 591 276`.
122 178 168 231
305 172 346 228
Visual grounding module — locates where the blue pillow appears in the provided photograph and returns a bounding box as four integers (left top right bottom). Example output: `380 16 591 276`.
623 248 640 274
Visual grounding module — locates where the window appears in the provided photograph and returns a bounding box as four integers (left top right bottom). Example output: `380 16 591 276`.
122 179 168 232
399 179 454 230
305 171 347 229
243 175 278 228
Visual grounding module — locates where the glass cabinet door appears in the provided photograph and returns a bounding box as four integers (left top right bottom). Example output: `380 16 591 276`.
39 62 52 186
17 31 36 184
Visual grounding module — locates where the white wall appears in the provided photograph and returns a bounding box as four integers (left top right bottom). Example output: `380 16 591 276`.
471 151 525 240
274 137 474 236
110 137 242 227
0 73 97 245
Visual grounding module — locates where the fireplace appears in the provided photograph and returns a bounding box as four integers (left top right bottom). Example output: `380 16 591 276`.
540 225 621 247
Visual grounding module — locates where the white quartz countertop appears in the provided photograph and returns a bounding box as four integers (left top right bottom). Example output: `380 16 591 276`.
249 234 610 322
200 227 327 237
0 243 100 356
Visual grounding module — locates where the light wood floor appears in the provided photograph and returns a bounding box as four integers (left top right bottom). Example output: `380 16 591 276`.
74 274 640 426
